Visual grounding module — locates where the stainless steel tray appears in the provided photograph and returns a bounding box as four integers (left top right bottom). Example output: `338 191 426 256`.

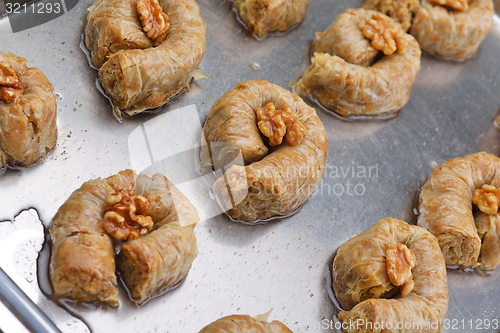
1 0 500 332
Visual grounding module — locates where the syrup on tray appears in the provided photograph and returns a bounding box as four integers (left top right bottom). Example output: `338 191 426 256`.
324 249 345 333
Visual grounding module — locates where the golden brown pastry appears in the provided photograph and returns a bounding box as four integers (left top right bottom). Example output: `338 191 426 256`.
418 152 500 270
199 314 293 333
410 0 494 60
294 9 421 118
233 0 310 38
49 170 199 307
84 0 206 117
0 52 57 170
201 80 328 222
332 217 448 333
475 212 500 270
362 0 420 31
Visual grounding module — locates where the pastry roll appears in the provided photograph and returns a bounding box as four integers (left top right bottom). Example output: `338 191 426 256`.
49 170 199 307
233 0 310 38
199 314 293 333
418 152 500 269
410 0 494 60
202 80 328 222
294 9 421 118
0 52 57 170
84 0 206 116
332 218 448 332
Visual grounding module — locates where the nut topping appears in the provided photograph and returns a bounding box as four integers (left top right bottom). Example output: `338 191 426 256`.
256 102 306 146
137 0 170 46
473 184 500 215
386 242 416 296
102 189 154 241
357 11 408 55
363 0 420 32
0 64 23 103
428 0 468 11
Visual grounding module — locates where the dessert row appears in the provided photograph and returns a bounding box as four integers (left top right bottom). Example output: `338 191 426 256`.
46 148 500 332
1 0 495 169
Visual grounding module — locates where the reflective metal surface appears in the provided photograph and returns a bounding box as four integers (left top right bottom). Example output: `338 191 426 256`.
1 0 500 332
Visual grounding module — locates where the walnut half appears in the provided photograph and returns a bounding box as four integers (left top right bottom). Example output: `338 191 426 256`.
0 63 23 103
256 102 306 146
428 0 468 11
137 0 170 46
102 189 154 241
473 184 500 215
362 0 420 32
357 11 408 55
386 242 416 297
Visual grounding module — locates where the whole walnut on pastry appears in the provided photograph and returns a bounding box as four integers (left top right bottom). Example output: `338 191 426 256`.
362 0 420 32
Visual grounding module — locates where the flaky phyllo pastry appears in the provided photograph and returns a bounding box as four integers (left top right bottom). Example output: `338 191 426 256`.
201 80 328 223
332 218 448 333
84 0 206 117
410 0 494 60
294 8 421 119
198 312 293 333
49 170 199 306
233 0 310 38
0 52 57 171
418 152 500 270
363 0 493 60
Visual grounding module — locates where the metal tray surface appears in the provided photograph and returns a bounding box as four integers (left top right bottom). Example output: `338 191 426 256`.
1 0 500 332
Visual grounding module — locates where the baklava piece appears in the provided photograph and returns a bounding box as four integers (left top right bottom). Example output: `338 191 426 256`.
201 80 328 222
233 0 310 38
418 152 500 270
49 170 199 306
410 0 494 60
332 217 449 332
0 52 57 170
294 9 421 119
199 313 293 333
84 0 206 117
